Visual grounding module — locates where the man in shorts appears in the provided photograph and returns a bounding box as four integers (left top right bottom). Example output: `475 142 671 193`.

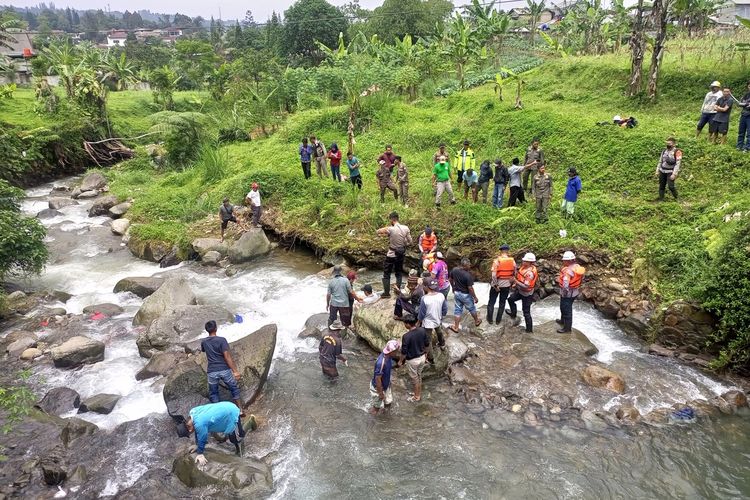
327 265 361 329
369 339 401 414
449 258 481 333
709 87 733 144
399 315 431 403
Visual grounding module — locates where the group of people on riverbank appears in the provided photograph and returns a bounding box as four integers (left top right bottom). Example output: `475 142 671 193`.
696 79 750 149
321 211 585 413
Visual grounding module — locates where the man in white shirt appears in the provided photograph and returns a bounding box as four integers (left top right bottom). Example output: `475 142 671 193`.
246 183 262 228
417 279 448 348
696 81 723 138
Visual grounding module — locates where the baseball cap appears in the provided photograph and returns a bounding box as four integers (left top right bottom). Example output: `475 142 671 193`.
383 339 401 354
438 155 446 162
427 279 439 290
346 270 357 280
499 243 510 251
562 251 576 260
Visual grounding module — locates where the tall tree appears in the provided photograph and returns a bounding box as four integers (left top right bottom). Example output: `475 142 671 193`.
282 0 348 64
647 0 671 98
526 0 546 48
441 12 482 90
627 0 646 96
363 0 453 42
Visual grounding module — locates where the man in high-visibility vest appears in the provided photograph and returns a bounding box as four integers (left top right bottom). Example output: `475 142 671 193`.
488 243 516 324
557 250 585 333
506 253 538 333
454 140 475 188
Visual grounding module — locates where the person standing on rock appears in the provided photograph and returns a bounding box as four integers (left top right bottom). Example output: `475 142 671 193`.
201 321 244 413
448 258 481 333
319 329 347 380
532 164 553 224
399 315 431 403
370 339 401 414
219 198 240 243
433 155 456 208
310 136 328 178
246 183 262 228
523 138 544 198
377 211 412 297
376 160 398 202
418 279 448 348
487 244 515 325
177 400 246 465
505 253 538 333
418 226 438 258
299 137 313 179
327 265 362 329
655 137 682 202
557 251 586 334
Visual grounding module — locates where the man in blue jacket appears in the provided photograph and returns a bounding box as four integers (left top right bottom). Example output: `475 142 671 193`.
176 401 246 466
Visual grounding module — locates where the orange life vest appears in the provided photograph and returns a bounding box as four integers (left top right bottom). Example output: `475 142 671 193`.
558 264 585 289
423 252 436 272
420 233 437 252
515 265 538 291
493 255 516 280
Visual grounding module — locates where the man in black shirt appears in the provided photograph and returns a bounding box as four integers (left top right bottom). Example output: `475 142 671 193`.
201 320 243 414
399 315 430 402
319 330 347 380
709 87 734 144
449 258 481 333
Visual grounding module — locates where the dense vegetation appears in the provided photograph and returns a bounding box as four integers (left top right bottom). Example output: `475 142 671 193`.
0 0 748 368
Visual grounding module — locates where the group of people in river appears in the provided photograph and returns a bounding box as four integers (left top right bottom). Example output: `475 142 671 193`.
322 210 586 413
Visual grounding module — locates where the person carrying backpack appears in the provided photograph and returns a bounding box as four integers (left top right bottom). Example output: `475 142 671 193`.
491 159 510 209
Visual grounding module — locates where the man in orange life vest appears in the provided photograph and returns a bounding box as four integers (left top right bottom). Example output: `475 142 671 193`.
506 252 538 333
418 226 438 258
488 244 515 324
557 251 585 333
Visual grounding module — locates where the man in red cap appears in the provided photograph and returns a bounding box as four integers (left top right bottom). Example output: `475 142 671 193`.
246 183 262 228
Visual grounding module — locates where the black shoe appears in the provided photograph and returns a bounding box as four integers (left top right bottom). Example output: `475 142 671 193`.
555 319 563 325
505 309 516 318
525 329 533 334
487 319 494 325
556 328 571 334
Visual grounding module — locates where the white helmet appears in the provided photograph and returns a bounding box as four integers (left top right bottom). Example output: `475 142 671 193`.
613 115 621 122
562 251 576 260
522 252 536 262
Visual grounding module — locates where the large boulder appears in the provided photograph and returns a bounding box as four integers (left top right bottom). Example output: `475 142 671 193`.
6 336 37 358
172 450 273 497
227 230 271 264
88 195 119 217
82 303 124 317
78 393 121 414
352 299 404 352
50 336 105 368
202 251 222 266
656 300 717 353
48 197 78 210
298 313 330 339
136 351 188 381
163 324 277 421
113 276 165 298
127 237 172 263
136 305 235 358
111 218 131 235
108 202 131 219
36 387 81 416
20 348 43 360
582 365 626 394
80 172 107 192
133 276 197 327
192 238 229 258
37 208 62 219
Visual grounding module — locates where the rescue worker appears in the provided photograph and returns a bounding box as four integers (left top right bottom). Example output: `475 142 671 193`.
556 251 585 333
487 244 515 325
418 226 438 257
532 164 553 224
454 139 475 188
523 138 544 197
376 211 412 297
506 253 538 333
376 159 398 202
656 137 681 201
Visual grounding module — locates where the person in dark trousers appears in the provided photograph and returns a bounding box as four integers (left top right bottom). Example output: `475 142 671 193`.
201 320 243 413
448 258 481 333
656 137 682 201
418 278 448 347
376 211 412 296
299 137 313 179
376 160 399 202
369 340 401 415
346 151 363 189
696 81 722 138
736 80 750 152
523 138 544 197
176 401 246 466
532 164 553 224
219 198 242 243
491 159 509 209
488 244 515 324
399 315 431 403
395 156 409 206
477 159 493 204
245 183 262 228
393 270 425 319
327 265 361 329
319 329 347 379
709 87 733 145
327 142 343 181
506 253 538 333
556 251 585 333
507 158 527 206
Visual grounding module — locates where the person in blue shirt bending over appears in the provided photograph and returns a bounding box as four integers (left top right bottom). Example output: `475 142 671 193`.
176 401 246 466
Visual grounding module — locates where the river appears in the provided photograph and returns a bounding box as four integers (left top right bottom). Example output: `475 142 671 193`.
6 178 750 498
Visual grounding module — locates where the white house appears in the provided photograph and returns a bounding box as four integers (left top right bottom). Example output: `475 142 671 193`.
106 30 128 47
714 0 750 25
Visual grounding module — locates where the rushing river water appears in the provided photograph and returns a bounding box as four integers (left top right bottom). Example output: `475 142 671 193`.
6 179 750 498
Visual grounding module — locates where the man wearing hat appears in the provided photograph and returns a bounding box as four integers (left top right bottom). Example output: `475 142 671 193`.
454 139 475 188
557 251 586 333
376 158 398 202
393 269 425 319
176 401 246 466
488 244 516 324
245 182 262 228
327 265 362 329
370 339 401 414
506 253 538 333
562 167 582 218
432 155 456 208
697 81 723 138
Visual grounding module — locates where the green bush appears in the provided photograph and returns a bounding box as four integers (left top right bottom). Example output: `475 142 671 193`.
0 180 47 279
148 111 211 169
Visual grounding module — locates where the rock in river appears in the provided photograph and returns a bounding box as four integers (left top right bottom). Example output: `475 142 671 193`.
352 299 404 352
113 276 165 298
172 450 273 497
48 197 78 210
582 365 626 394
111 218 130 235
88 195 119 217
163 324 277 421
108 201 131 218
133 276 197 327
136 351 187 381
80 171 107 192
50 336 105 368
36 387 81 416
192 238 229 258
82 303 124 317
227 229 271 264
37 208 62 219
78 393 121 414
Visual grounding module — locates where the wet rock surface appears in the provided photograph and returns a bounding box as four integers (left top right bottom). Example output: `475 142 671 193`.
132 276 197 327
136 350 188 381
227 229 271 263
36 387 81 416
50 336 105 368
172 450 273 497
78 393 121 414
113 276 165 298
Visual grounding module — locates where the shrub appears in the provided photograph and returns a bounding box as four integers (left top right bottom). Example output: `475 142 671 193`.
0 370 35 434
148 111 211 169
0 180 47 279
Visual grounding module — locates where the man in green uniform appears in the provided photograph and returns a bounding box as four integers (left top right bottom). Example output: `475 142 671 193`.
532 164 552 224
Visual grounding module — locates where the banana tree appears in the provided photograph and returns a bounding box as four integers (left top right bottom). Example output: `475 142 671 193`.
100 52 137 91
526 0 547 48
442 12 482 90
493 67 528 109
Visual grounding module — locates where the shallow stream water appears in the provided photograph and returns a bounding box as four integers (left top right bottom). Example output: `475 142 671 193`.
6 179 750 498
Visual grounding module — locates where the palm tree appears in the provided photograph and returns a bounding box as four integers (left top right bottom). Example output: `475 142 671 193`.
610 0 632 52
42 42 79 98
442 13 482 90
526 0 547 48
